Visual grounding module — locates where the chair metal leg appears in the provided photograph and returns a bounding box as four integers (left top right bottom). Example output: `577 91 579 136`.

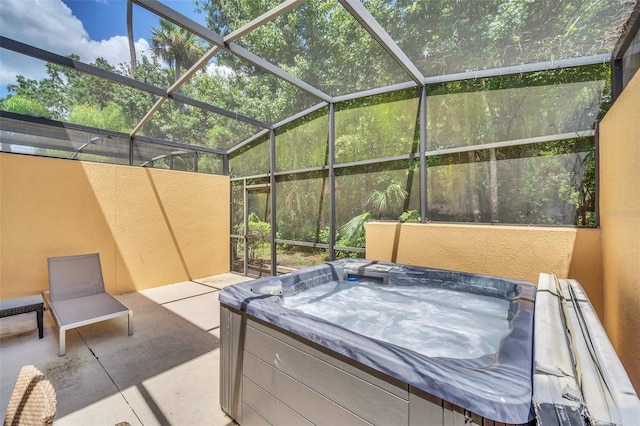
128 311 133 335
59 329 66 356
37 308 44 339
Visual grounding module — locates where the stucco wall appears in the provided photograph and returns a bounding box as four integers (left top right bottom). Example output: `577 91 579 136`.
600 70 640 393
366 222 603 317
0 153 230 299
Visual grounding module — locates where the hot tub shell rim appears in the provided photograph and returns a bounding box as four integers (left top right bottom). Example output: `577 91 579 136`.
219 259 536 424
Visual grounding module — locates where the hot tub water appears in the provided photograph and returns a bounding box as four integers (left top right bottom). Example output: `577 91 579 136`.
281 280 511 359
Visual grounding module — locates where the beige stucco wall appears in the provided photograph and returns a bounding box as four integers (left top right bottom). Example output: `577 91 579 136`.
600 70 640 393
0 153 229 299
366 222 603 317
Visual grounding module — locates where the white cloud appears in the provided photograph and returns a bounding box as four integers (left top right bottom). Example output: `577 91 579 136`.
206 63 235 79
0 0 151 90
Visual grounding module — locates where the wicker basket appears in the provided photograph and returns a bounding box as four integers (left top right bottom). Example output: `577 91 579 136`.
4 365 57 426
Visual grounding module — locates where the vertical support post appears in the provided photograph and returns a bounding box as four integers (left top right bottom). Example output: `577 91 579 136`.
193 151 198 172
328 103 336 260
595 121 601 229
225 153 232 272
419 86 427 221
169 153 174 170
223 152 230 176
612 58 623 103
269 129 277 275
129 136 134 166
243 179 249 276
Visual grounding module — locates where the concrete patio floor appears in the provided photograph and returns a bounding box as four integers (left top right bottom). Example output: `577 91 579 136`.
0 273 254 425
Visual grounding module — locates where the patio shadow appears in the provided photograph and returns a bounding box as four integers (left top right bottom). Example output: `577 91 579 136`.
1 286 224 423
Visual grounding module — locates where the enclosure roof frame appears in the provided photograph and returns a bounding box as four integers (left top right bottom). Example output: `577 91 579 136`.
1 0 638 155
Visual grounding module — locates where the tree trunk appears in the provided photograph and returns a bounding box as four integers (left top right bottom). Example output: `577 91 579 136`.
479 83 499 223
127 1 137 77
489 148 499 222
468 151 481 222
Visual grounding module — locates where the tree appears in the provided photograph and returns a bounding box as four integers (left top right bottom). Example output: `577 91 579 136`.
150 19 205 82
0 96 50 118
196 0 404 98
67 104 128 132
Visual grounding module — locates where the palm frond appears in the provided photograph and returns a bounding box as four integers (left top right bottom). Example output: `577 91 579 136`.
338 211 372 240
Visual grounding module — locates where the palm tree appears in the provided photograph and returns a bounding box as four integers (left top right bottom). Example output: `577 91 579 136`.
150 19 205 82
366 182 408 218
338 181 410 247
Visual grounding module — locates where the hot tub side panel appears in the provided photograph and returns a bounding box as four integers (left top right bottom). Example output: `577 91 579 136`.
220 305 244 422
220 304 531 426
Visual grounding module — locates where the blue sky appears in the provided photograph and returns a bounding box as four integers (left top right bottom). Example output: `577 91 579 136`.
62 0 206 42
0 0 209 97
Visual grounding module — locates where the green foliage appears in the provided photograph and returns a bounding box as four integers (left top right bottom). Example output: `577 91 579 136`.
426 138 596 225
335 89 420 163
366 182 408 217
399 210 421 222
337 211 371 248
67 104 128 132
1 95 50 118
318 226 332 244
234 213 272 264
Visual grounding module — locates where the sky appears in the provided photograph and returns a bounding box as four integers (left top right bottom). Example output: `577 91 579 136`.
0 0 208 97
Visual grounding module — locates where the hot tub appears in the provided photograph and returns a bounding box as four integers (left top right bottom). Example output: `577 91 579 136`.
219 259 536 425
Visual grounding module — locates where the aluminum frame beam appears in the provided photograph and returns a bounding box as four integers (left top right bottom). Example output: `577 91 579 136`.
269 129 277 276
423 130 596 157
133 135 225 154
132 0 331 103
423 55 610 85
0 139 129 161
167 45 222 95
136 89 268 135
332 81 419 103
274 239 330 250
0 37 165 97
328 103 336 260
131 97 167 137
171 93 270 129
333 153 418 170
272 102 329 129
612 3 640 100
338 0 424 85
1 112 226 157
230 173 270 182
612 2 640 61
224 53 610 154
133 1 306 137
227 129 270 155
227 0 307 42
419 87 427 221
1 111 127 139
1 37 268 136
131 45 223 137
273 165 328 177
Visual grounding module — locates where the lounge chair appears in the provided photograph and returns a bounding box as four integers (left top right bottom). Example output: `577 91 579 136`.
43 253 133 356
4 365 57 425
